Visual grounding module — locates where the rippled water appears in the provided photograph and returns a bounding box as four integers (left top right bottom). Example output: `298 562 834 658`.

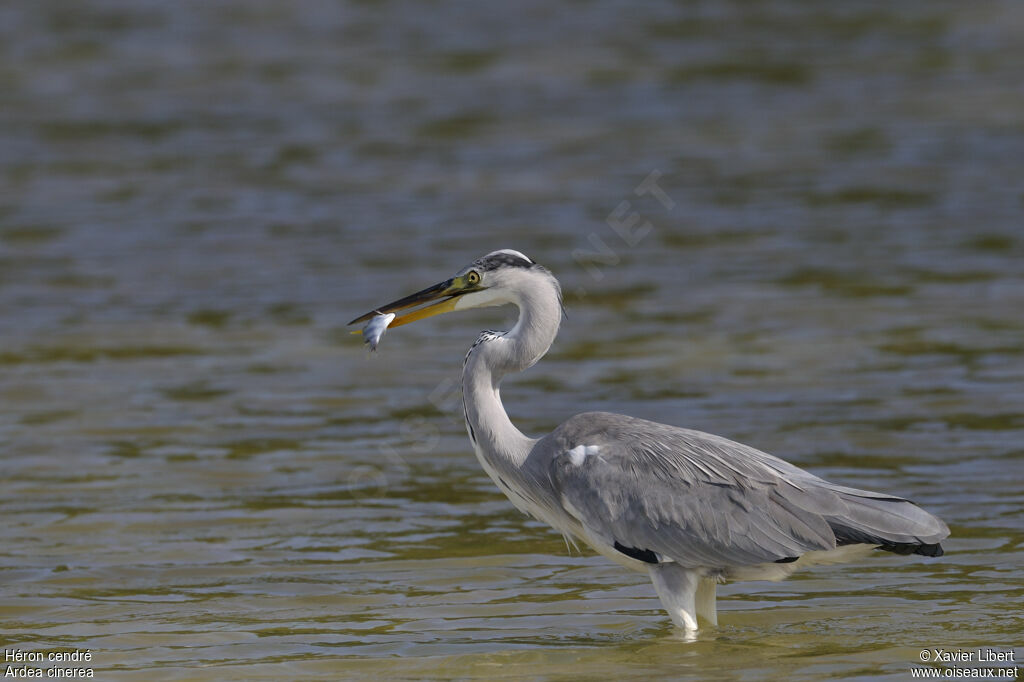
1 1 1022 679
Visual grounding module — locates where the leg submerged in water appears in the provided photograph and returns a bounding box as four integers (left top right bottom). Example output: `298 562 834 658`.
695 577 718 626
649 563 704 631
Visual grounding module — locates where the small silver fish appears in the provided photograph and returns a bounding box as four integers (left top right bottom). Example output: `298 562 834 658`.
362 312 395 352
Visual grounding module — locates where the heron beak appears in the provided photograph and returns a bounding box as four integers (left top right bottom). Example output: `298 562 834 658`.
348 276 477 332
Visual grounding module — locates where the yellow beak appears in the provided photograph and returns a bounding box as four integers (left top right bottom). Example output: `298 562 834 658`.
348 276 476 334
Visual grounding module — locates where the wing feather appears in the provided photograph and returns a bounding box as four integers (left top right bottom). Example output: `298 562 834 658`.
544 412 947 569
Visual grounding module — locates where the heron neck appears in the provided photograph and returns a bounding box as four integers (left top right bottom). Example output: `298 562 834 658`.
462 275 562 470
462 353 533 468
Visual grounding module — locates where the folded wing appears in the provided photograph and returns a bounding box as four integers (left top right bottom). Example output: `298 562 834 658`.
545 412 948 569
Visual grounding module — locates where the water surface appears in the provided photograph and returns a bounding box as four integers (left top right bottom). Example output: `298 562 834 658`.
1 1 1022 679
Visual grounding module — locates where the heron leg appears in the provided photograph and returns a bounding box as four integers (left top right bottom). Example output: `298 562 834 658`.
649 564 700 631
695 577 718 626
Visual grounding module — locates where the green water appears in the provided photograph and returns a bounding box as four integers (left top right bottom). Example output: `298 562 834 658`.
1 1 1022 679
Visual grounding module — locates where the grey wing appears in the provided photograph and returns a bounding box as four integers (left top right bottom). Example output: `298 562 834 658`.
544 412 948 568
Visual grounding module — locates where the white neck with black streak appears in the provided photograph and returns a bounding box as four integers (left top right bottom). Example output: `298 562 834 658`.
459 267 562 506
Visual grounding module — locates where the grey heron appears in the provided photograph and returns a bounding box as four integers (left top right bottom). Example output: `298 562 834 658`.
349 249 949 633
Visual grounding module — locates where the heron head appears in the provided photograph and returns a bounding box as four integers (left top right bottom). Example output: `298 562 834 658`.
348 249 546 331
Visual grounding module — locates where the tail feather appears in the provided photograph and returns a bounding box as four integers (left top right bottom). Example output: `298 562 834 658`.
830 522 945 556
824 488 949 557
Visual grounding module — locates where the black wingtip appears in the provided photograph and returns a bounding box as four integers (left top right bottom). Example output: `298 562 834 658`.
913 542 944 558
832 524 946 557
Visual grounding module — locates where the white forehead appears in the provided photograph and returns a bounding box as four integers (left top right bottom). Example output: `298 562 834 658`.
486 249 533 263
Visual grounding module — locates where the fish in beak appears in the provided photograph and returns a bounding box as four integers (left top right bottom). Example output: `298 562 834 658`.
348 273 483 348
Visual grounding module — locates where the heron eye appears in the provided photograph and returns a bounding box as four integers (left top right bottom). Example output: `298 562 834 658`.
466 271 480 285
